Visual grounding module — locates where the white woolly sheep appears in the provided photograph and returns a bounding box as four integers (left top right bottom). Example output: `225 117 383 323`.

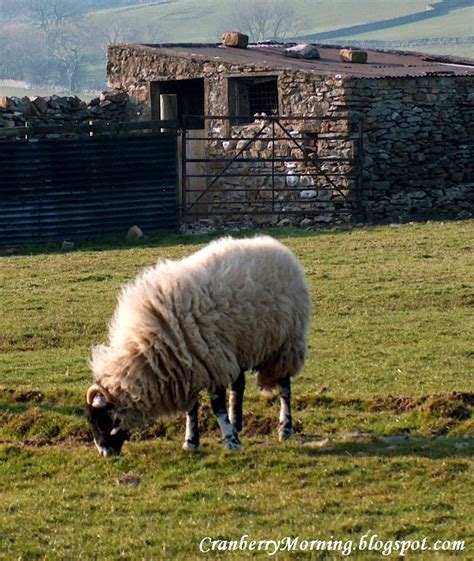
85 235 311 456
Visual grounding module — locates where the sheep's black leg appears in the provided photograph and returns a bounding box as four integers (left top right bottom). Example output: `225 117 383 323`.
229 372 245 432
278 376 292 441
183 400 200 450
210 386 241 450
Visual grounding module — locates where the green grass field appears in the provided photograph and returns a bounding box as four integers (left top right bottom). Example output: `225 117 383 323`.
90 0 473 57
1 222 473 559
340 6 474 42
91 0 435 42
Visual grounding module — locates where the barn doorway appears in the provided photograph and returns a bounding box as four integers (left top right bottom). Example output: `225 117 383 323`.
150 78 204 129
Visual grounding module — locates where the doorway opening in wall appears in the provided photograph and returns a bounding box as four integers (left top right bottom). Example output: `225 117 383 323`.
228 75 278 125
150 78 204 129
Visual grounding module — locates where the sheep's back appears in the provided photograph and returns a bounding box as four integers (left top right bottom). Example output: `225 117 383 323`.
108 236 310 402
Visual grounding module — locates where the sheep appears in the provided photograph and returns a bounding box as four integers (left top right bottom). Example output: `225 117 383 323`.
85 235 311 456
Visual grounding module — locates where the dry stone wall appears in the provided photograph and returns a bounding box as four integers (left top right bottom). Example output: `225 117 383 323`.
108 44 473 225
348 76 474 222
3 43 473 230
0 90 131 129
108 45 362 226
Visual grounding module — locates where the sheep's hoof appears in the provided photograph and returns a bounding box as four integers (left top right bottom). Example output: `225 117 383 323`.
182 440 199 451
224 437 241 451
278 427 293 441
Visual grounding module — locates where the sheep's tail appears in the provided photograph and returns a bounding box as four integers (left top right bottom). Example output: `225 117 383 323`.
256 339 306 395
256 368 279 395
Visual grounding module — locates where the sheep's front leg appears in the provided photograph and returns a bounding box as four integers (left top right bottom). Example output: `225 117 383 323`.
210 386 241 450
278 376 293 441
229 372 245 432
183 400 200 450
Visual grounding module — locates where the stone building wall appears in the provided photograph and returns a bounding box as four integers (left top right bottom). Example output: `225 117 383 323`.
347 76 474 222
108 45 361 226
3 45 472 228
108 44 473 225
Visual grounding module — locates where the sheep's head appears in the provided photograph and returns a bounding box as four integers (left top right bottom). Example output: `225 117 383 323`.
85 384 129 457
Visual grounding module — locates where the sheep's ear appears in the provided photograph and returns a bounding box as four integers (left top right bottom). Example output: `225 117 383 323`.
86 384 111 409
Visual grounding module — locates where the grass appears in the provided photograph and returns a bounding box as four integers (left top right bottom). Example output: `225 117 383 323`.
90 0 433 42
90 0 473 58
1 221 473 559
410 44 474 59
0 81 99 101
340 6 474 41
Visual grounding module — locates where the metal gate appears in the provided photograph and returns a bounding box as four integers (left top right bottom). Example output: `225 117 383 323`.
179 115 363 221
0 121 177 245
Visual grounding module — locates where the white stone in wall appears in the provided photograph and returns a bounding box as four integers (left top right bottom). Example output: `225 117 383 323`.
286 172 299 187
300 190 317 199
300 175 315 187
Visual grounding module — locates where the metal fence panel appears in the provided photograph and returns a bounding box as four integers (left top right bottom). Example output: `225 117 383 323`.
0 133 177 245
179 115 363 221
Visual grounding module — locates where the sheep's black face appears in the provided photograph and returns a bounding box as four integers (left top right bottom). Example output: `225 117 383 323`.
85 404 129 457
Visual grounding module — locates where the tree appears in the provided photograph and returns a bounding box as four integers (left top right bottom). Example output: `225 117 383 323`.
225 0 302 42
0 0 21 22
87 14 168 56
0 24 51 83
22 0 83 30
47 21 88 92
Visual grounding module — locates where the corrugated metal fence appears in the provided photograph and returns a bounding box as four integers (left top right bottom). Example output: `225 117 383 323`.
0 123 178 245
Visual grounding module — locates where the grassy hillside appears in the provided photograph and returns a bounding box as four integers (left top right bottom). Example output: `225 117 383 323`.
1 222 473 559
90 0 438 43
339 5 474 41
91 0 473 56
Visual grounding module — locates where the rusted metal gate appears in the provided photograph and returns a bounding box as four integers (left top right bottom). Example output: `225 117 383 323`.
179 115 363 221
0 121 177 244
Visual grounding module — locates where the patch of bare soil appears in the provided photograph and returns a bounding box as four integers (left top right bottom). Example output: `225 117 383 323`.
369 391 473 419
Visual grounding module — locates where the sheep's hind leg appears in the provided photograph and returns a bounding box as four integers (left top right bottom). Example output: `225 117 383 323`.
229 371 245 432
278 376 293 441
210 386 241 450
183 400 200 450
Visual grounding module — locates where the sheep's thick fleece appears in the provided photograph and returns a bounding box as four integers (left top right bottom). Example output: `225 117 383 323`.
91 236 311 430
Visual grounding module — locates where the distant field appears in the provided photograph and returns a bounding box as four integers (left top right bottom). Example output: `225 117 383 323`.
90 0 437 43
1 222 473 559
0 80 99 100
340 6 474 42
0 82 69 98
406 43 474 58
89 0 473 67
1 0 472 99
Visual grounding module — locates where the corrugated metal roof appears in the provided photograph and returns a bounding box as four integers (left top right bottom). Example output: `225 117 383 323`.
129 42 474 79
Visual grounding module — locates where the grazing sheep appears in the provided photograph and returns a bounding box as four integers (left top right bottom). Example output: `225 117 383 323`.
85 235 311 456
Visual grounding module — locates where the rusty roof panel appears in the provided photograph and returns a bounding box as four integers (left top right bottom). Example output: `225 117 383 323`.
128 42 474 79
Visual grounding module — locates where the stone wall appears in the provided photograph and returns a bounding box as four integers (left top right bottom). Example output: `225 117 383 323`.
108 44 473 226
347 76 474 222
0 90 131 129
3 44 473 229
108 44 361 226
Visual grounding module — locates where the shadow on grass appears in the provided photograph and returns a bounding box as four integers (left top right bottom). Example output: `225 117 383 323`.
1 218 469 257
297 435 473 460
0 225 359 257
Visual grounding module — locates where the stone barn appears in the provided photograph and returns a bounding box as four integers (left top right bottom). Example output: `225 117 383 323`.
107 38 474 226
